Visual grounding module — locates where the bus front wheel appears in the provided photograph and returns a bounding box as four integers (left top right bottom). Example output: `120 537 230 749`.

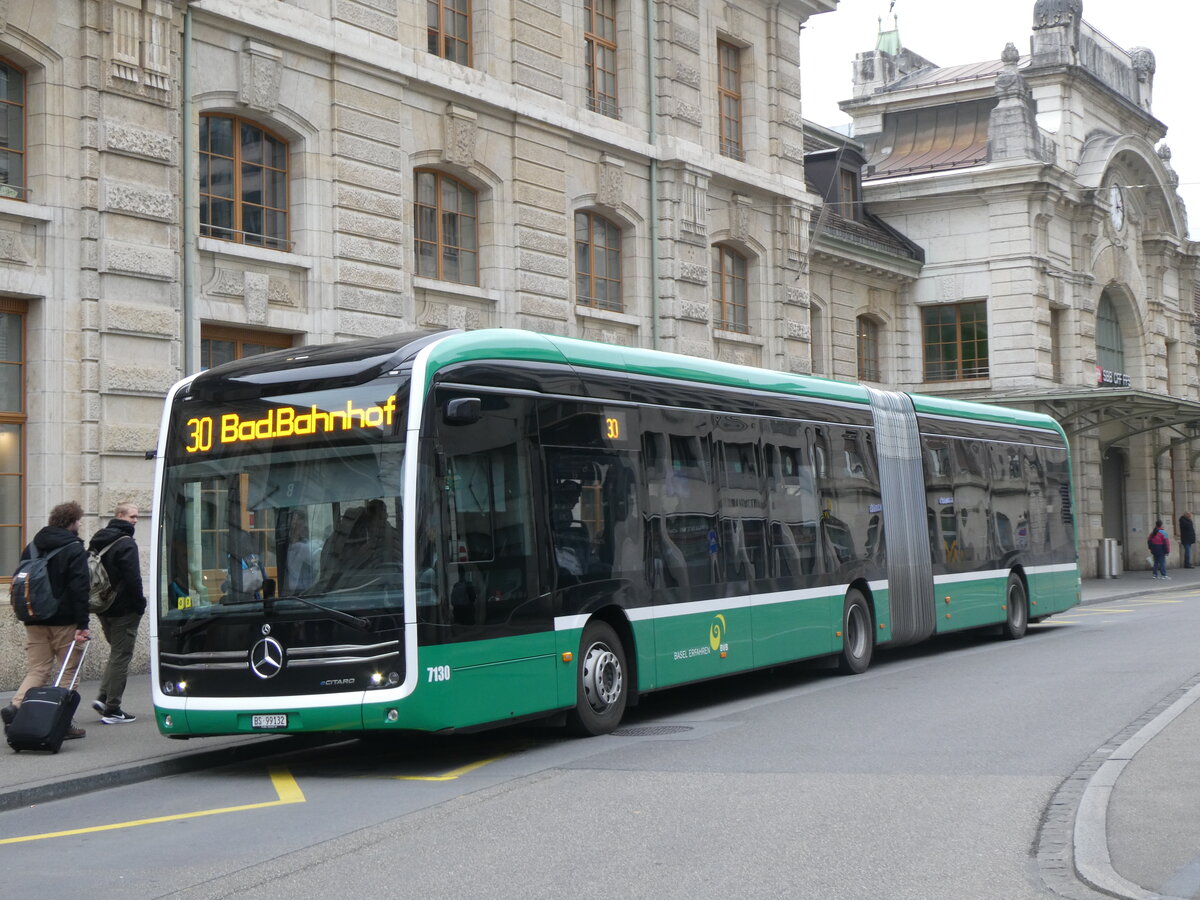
567 620 628 736
837 589 874 675
1000 573 1028 640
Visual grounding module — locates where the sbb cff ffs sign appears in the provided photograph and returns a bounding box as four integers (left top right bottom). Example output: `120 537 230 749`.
1097 366 1130 387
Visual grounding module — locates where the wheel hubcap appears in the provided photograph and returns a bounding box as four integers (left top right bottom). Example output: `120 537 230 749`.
581 641 622 712
846 603 866 657
1009 585 1026 627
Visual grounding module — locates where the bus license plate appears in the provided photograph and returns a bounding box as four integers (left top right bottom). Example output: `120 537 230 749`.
251 714 288 729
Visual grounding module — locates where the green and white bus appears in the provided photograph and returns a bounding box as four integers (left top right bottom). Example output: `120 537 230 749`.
151 329 1079 737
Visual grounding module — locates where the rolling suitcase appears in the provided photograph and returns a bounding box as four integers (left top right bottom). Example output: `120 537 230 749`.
7 638 90 753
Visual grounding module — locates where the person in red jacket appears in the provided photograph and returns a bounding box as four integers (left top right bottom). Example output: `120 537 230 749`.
1148 519 1171 580
1 501 91 739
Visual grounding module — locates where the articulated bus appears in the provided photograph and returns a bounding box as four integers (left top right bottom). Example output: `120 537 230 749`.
151 329 1079 738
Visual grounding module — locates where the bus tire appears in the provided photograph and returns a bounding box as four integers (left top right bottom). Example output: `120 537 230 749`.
1000 573 1028 640
837 589 873 675
567 620 628 736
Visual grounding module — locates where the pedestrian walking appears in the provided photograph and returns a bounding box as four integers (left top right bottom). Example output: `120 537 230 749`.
1179 511 1195 568
87 502 145 724
1149 519 1171 580
0 501 91 739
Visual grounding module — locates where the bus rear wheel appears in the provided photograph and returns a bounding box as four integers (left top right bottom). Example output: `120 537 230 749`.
1000 573 1028 640
567 620 628 736
837 589 873 675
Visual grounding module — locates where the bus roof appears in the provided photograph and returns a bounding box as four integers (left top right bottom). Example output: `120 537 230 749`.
423 329 1066 436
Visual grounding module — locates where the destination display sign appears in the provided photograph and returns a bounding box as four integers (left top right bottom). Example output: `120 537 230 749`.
182 395 399 454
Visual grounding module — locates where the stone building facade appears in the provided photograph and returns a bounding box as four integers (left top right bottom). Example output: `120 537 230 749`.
0 0 842 687
842 2 1200 576
1 0 1196 689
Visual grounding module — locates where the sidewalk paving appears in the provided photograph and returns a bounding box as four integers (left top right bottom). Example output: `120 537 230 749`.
2 563 1198 899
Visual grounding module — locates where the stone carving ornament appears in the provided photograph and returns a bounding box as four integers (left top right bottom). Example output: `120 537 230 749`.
239 41 282 113
1032 0 1082 28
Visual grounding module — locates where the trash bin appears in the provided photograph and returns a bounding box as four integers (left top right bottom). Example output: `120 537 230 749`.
1097 538 1121 578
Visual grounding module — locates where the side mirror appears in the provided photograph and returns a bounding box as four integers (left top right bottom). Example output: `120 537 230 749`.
444 397 482 425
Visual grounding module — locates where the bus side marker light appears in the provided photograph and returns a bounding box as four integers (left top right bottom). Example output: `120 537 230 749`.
880 623 886 629
944 596 951 604
945 613 951 619
835 630 842 638
386 709 399 722
720 651 727 658
562 652 573 663
1032 600 1037 606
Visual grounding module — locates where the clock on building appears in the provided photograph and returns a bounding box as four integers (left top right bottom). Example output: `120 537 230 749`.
1109 183 1125 231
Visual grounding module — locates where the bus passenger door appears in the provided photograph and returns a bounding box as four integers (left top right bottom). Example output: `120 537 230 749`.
432 389 557 726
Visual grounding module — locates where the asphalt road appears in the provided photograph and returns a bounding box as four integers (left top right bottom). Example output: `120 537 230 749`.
3 589 1196 899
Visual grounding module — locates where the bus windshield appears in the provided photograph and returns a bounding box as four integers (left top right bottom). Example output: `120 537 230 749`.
159 381 408 624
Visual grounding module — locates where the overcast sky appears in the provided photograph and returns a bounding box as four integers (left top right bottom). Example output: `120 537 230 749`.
799 0 1198 238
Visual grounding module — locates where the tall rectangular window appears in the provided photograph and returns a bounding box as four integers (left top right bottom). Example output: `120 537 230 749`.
0 60 26 200
839 169 860 220
428 0 471 65
922 301 989 381
0 300 24 571
718 41 743 160
585 0 618 118
856 316 880 382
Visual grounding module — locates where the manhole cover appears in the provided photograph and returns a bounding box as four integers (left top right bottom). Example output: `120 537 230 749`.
612 725 694 737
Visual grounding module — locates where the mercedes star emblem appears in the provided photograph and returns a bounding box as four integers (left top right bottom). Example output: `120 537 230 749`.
249 637 285 679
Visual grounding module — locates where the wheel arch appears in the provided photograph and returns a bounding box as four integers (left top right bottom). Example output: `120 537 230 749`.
585 605 640 703
848 577 879 631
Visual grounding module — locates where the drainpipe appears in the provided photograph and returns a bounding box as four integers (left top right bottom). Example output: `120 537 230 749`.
645 0 659 349
181 5 197 374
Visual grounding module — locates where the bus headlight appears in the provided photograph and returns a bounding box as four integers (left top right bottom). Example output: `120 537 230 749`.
386 708 399 722
370 672 383 686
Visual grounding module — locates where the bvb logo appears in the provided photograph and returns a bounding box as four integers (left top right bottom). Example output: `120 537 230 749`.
709 614 727 651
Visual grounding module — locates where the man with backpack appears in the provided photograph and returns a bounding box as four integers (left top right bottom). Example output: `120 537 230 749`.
1 501 91 739
87 502 145 724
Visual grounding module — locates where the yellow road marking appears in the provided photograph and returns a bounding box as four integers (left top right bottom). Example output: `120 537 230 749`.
391 754 506 782
0 766 304 845
1073 608 1134 614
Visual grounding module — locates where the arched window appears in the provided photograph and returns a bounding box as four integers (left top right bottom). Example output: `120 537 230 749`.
575 211 621 311
1096 294 1125 376
415 169 478 285
713 245 748 333
856 315 880 382
200 114 289 249
0 59 25 200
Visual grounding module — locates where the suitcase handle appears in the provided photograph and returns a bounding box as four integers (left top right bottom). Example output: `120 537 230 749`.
53 638 90 691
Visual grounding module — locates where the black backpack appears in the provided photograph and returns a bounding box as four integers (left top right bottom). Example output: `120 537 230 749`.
10 543 67 623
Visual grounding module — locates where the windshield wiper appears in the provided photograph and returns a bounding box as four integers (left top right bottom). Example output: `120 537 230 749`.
270 594 374 632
